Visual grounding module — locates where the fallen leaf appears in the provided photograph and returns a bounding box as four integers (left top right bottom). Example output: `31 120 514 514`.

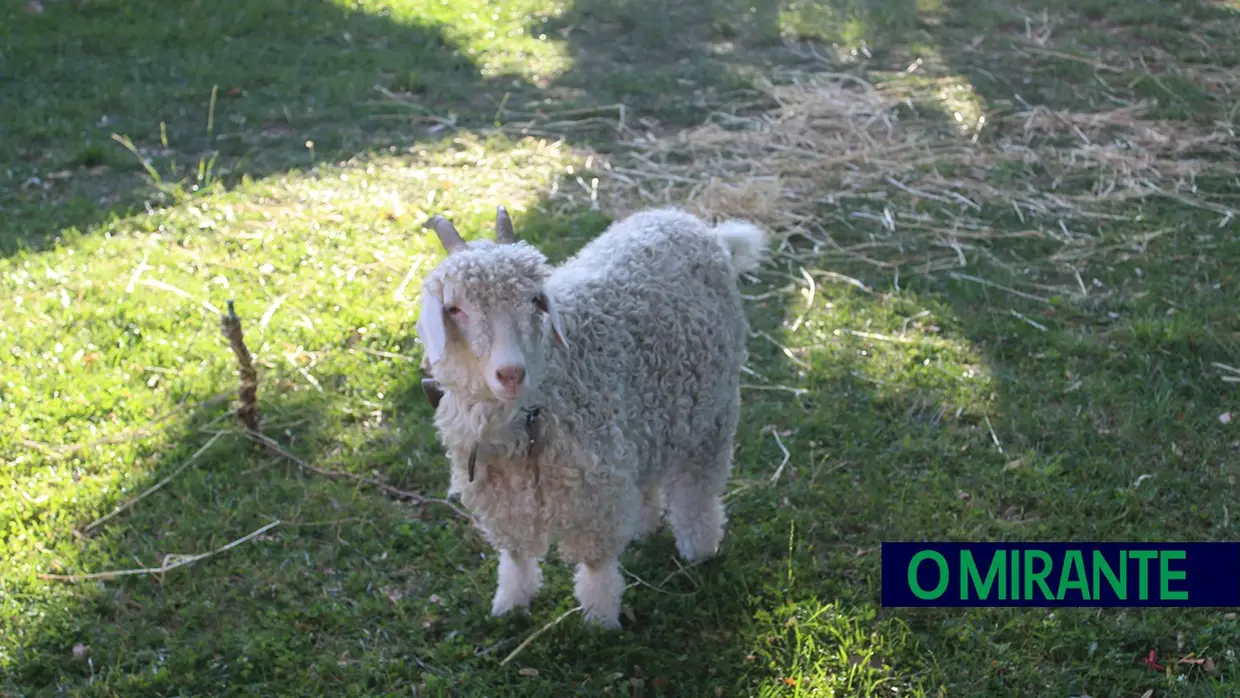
428 594 443 605
72 642 90 660
1225 612 1237 621
780 677 797 686
1004 459 1023 471
1176 657 1217 674
382 587 405 603
518 668 539 677
1138 690 1153 698
1220 412 1233 424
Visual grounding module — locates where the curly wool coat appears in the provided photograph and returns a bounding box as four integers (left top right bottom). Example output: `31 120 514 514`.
417 207 766 626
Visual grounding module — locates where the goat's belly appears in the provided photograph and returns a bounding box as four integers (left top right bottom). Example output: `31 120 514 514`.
459 463 639 560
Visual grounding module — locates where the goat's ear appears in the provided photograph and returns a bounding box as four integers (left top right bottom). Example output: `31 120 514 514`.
536 291 569 349
416 292 449 365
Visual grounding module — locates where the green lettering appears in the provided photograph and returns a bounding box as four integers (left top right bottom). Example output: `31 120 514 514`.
961 551 1006 601
1057 550 1090 600
1129 551 1157 600
909 551 949 600
1023 550 1054 600
1092 551 1126 600
1159 550 1188 601
1010 549 1020 600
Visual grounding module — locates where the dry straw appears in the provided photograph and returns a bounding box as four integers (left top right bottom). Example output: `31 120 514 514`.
532 67 1239 295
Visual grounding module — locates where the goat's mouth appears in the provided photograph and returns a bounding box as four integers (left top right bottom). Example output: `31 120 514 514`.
491 384 524 402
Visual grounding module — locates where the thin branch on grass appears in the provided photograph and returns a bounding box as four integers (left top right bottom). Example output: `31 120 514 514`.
217 301 470 522
139 278 221 315
838 328 924 345
500 558 705 666
259 294 287 330
393 258 423 301
767 429 792 484
240 430 473 522
81 431 228 535
947 272 1050 304
787 267 817 332
984 415 1004 454
219 299 262 433
755 331 811 371
39 520 281 583
499 605 585 667
351 347 418 362
741 383 808 397
1010 309 1049 332
620 565 699 598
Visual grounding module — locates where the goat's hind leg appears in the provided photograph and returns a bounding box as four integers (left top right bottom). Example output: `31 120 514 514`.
636 482 665 539
666 438 733 563
491 549 544 617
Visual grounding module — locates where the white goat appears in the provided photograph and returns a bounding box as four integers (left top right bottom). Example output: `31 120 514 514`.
415 205 766 629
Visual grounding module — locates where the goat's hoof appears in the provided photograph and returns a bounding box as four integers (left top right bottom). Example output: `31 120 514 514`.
582 609 622 630
490 598 530 617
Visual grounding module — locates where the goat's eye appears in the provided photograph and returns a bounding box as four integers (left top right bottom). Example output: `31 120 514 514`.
532 294 548 312
445 305 463 316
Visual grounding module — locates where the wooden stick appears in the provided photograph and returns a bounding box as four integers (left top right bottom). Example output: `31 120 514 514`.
40 520 281 583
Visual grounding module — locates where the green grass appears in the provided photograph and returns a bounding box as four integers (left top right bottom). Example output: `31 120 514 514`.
3 0 1240 695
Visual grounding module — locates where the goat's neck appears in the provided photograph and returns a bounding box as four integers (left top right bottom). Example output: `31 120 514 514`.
445 389 548 445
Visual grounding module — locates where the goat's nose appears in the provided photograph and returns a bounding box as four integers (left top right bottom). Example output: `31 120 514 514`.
495 365 526 389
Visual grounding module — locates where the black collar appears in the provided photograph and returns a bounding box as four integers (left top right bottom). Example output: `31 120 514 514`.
466 405 544 484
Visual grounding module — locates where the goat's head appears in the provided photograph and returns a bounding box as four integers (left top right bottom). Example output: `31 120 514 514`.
415 206 568 404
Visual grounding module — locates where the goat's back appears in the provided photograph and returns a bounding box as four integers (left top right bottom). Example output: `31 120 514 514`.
543 209 751 477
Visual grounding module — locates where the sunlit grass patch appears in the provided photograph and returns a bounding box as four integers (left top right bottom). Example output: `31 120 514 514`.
338 0 576 81
747 600 928 697
0 131 585 566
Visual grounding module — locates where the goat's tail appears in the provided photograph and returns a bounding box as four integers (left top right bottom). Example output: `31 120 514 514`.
710 219 769 274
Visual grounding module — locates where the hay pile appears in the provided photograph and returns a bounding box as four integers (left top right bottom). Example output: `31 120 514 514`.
557 69 1239 293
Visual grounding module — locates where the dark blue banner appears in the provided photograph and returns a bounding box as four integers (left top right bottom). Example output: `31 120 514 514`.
881 542 1240 607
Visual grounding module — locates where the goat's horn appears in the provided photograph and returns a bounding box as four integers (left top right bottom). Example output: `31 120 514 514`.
495 205 516 244
424 215 467 253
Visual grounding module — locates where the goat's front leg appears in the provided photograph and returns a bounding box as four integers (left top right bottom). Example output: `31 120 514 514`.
491 549 543 616
573 558 624 629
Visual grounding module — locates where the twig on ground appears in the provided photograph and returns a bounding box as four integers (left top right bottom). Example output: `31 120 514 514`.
741 383 808 397
219 300 262 433
39 520 281 583
500 557 706 666
1010 309 1049 332
984 415 1004 454
393 258 424 301
948 272 1050 304
767 428 792 484
216 299 470 522
81 431 228 536
500 605 584 667
839 328 924 345
240 430 474 522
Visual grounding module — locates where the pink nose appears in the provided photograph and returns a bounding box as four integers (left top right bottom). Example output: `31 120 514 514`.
495 365 526 391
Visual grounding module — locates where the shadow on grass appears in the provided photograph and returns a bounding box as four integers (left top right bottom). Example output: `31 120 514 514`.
7 0 1240 695
4 203 864 696
3 0 551 257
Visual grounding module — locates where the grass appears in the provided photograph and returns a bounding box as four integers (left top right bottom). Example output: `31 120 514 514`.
2 0 1240 695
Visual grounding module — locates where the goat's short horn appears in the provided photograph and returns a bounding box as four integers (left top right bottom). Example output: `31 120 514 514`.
424 214 467 253
495 205 516 244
